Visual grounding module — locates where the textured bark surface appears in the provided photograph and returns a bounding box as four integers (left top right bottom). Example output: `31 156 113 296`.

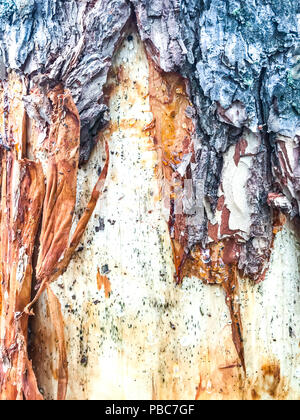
1 0 298 274
0 0 299 400
0 74 45 399
0 73 109 399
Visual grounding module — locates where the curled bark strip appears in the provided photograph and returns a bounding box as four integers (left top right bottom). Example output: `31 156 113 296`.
25 141 110 313
22 139 109 399
48 141 110 285
46 285 68 401
36 87 80 285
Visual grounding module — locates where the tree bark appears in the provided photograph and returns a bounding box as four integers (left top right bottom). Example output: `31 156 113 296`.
0 0 299 400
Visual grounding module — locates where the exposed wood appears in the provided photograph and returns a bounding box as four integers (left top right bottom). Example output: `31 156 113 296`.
0 1 299 400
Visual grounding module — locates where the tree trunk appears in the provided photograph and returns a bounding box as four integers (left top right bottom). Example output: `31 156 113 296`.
0 0 299 400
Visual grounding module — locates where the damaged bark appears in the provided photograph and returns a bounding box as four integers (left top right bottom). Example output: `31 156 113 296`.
0 76 45 399
0 74 109 399
0 0 299 400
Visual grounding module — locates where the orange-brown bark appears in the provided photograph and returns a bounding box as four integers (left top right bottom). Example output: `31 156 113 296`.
0 155 45 400
97 268 111 298
146 59 248 372
46 284 68 401
35 86 80 287
0 76 110 400
147 59 195 282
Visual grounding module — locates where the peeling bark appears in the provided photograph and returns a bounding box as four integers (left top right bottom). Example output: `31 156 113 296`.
0 75 109 399
0 149 45 399
0 0 299 400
